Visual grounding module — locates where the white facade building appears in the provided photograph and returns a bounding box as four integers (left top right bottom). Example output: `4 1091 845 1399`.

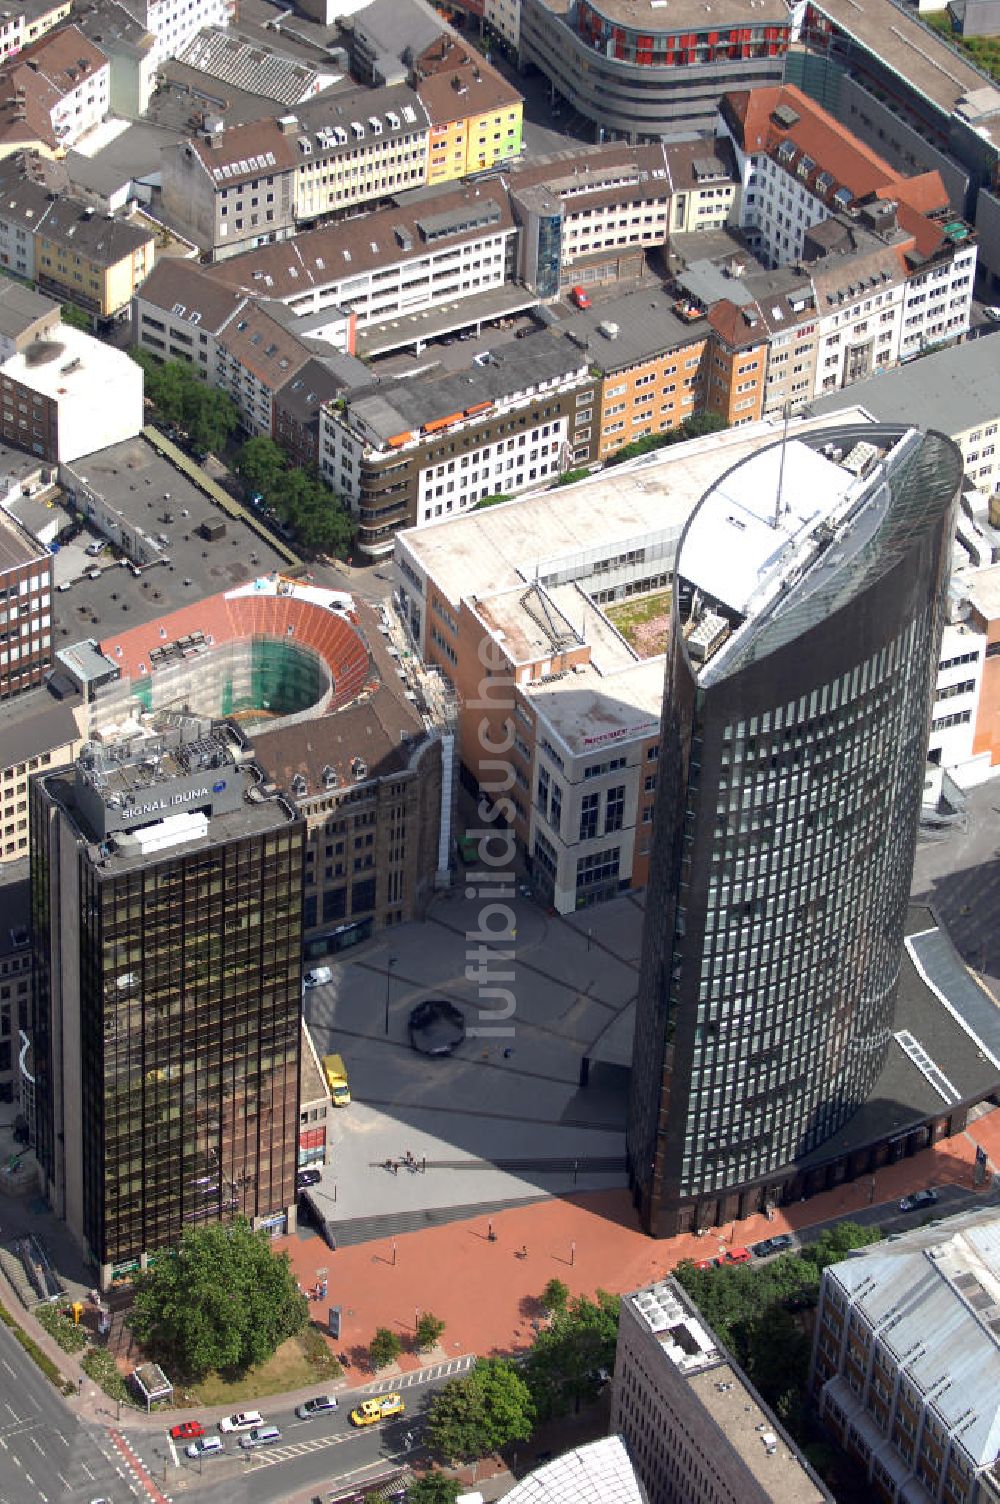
138 0 231 66
899 246 977 362
0 323 142 462
741 148 834 267
929 619 987 771
812 270 905 397
486 0 521 52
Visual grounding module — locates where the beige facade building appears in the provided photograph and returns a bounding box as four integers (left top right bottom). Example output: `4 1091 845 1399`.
613 1277 830 1504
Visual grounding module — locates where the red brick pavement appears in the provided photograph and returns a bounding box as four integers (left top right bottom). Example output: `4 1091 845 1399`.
275 1109 1000 1385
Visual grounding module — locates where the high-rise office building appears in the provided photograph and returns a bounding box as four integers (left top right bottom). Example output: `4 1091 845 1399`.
627 424 962 1238
29 712 304 1286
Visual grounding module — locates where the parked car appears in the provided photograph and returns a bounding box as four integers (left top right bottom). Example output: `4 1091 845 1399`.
169 1421 204 1441
295 1394 338 1419
696 1257 721 1271
751 1239 776 1259
185 1436 224 1459
219 1410 263 1432
297 1167 322 1189
768 1233 794 1254
570 285 591 309
983 305 1000 321
239 1425 281 1449
84 541 104 557
899 1189 939 1212
724 1246 752 1264
350 1393 404 1427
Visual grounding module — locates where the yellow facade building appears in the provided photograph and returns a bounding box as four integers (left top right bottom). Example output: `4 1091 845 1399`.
415 36 522 186
35 201 154 317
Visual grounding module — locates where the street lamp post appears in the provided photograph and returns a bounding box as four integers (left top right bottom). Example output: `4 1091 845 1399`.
385 955 397 1036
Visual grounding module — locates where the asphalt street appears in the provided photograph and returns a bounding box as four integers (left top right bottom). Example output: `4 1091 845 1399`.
0 1317 132 1504
120 1360 474 1504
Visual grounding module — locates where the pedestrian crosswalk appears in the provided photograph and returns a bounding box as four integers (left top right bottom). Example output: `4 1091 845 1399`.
246 1430 352 1468
361 1355 474 1395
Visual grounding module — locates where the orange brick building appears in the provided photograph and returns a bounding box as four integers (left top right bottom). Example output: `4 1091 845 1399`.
969 565 1000 766
704 300 768 425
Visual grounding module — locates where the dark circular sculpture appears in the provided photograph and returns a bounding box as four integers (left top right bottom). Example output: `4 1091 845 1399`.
408 999 466 1057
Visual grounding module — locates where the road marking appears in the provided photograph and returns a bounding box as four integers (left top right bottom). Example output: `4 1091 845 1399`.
167 1435 178 1467
0 1360 15 1378
81 1461 94 1479
28 1436 44 1455
4 1404 17 1422
57 1473 70 1488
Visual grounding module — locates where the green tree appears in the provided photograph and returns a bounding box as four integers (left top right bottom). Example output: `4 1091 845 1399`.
238 436 288 496
415 1311 446 1351
61 303 92 331
370 1327 403 1369
540 1278 570 1317
801 1221 883 1272
406 1473 461 1504
188 384 239 456
270 468 353 556
129 1218 307 1379
524 1291 618 1421
427 1357 534 1462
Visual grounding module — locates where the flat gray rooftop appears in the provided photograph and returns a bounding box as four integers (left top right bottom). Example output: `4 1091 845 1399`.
807 332 1000 437
52 437 287 646
356 284 539 358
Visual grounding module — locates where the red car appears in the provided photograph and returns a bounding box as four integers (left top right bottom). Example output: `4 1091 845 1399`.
696 1257 721 1271
570 285 591 310
724 1247 752 1265
169 1421 205 1441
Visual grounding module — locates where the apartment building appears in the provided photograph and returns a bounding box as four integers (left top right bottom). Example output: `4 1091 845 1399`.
615 1278 830 1504
0 151 66 281
510 143 673 294
160 87 431 261
745 267 820 416
292 85 430 226
722 86 977 362
0 499 52 699
520 0 789 141
160 116 300 261
34 200 154 318
0 0 71 63
810 1211 1000 1504
805 220 907 394
0 24 109 155
485 0 520 53
413 33 522 184
666 138 740 235
213 299 352 439
0 320 143 462
703 300 768 424
132 255 246 373
73 0 158 118
556 288 709 459
206 182 516 332
321 335 593 556
274 358 355 470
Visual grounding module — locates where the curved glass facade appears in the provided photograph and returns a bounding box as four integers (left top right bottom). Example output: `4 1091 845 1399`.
627 425 962 1237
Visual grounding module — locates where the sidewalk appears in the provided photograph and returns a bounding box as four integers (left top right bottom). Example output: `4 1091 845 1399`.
3 1105 997 1432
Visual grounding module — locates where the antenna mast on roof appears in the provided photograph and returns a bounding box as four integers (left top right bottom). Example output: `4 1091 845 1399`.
774 400 791 528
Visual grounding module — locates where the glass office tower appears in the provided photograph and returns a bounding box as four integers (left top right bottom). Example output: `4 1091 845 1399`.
30 715 304 1285
627 424 962 1238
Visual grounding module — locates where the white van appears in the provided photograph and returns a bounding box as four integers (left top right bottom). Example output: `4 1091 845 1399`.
303 966 333 989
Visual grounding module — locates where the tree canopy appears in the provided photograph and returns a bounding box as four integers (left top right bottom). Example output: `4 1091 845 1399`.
427 1357 534 1462
128 1218 307 1379
606 410 728 468
673 1222 882 1427
406 1472 461 1503
236 435 353 557
130 352 239 457
524 1291 618 1422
